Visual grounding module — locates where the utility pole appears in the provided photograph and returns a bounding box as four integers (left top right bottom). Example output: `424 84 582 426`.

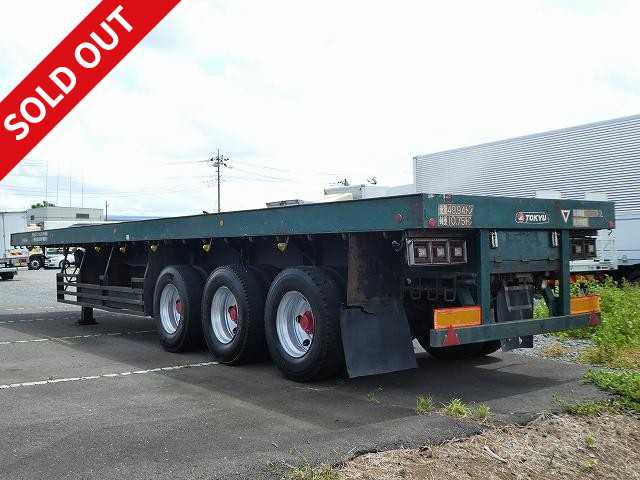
105 201 109 221
210 149 229 213
45 159 49 204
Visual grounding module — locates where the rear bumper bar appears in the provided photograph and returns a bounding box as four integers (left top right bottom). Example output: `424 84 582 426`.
429 312 600 347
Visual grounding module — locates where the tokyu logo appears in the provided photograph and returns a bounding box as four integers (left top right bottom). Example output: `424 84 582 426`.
515 211 549 224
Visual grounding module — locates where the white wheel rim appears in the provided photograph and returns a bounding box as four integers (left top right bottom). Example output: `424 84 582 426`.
159 284 182 335
276 291 314 358
211 286 239 344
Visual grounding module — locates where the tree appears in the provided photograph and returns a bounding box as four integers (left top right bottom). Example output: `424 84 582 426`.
31 201 56 209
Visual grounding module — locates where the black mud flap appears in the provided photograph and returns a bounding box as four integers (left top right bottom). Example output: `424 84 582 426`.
340 300 417 378
496 285 534 352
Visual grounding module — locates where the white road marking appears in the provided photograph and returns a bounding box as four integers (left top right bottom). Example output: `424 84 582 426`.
0 330 155 345
1 305 75 312
0 317 67 325
0 362 219 390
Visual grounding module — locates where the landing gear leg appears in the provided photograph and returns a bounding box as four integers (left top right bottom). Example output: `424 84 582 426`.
79 306 97 325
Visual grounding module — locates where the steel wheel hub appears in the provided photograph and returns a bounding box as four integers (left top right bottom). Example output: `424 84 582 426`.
211 286 239 344
276 291 314 358
159 284 182 335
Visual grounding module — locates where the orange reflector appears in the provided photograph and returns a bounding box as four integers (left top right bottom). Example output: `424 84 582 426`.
433 306 482 329
570 295 601 314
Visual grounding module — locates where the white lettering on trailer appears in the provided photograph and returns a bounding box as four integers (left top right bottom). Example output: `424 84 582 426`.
573 209 603 218
515 211 549 224
437 203 474 227
573 217 590 227
31 231 48 242
561 209 571 223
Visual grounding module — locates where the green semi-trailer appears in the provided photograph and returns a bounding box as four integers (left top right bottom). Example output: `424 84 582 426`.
11 193 614 381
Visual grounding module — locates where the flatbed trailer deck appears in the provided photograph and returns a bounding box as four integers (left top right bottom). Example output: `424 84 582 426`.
11 193 615 381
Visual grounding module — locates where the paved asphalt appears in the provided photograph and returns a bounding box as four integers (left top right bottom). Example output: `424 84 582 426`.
0 269 606 479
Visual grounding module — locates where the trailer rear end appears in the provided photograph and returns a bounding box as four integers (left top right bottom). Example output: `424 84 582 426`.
11 193 615 381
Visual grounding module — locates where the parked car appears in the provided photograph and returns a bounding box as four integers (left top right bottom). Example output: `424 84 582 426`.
44 254 72 269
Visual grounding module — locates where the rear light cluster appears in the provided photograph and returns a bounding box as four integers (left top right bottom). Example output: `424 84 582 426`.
406 239 467 266
571 237 597 260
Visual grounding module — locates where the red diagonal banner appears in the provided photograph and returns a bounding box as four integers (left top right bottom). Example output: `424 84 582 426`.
0 0 181 182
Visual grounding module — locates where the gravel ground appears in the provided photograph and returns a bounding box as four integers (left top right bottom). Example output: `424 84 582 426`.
510 334 595 364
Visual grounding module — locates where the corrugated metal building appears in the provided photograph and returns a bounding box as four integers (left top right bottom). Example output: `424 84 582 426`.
414 114 640 215
413 114 640 277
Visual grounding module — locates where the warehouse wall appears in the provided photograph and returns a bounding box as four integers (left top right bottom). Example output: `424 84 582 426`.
414 114 640 215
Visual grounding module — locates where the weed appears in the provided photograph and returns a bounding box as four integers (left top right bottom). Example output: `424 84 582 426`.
443 398 471 417
415 395 433 415
473 404 492 421
552 393 608 415
581 458 598 471
542 278 640 368
289 465 341 480
584 369 640 413
541 343 568 357
585 436 596 449
367 392 380 404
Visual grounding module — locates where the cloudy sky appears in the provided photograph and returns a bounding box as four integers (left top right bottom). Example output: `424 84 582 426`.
1 0 639 217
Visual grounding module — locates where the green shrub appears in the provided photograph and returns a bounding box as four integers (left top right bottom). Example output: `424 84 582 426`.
584 369 640 413
537 277 640 367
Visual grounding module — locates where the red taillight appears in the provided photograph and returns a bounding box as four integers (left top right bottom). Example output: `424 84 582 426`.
428 217 436 228
406 239 468 266
431 241 448 263
449 240 466 263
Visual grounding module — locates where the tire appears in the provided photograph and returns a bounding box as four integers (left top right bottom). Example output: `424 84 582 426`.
417 338 482 360
265 266 345 382
417 335 501 360
153 265 205 352
413 303 501 359
474 340 502 356
193 265 211 284
28 257 42 270
202 265 267 364
248 265 280 291
1 273 14 280
628 270 640 285
322 266 348 291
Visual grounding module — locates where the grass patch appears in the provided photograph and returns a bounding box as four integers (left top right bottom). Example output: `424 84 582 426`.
472 404 492 422
536 277 640 368
584 369 640 413
541 343 568 357
581 458 598 471
366 392 380 404
552 395 610 415
578 344 640 369
415 395 433 415
443 398 472 417
289 465 341 480
553 369 640 415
